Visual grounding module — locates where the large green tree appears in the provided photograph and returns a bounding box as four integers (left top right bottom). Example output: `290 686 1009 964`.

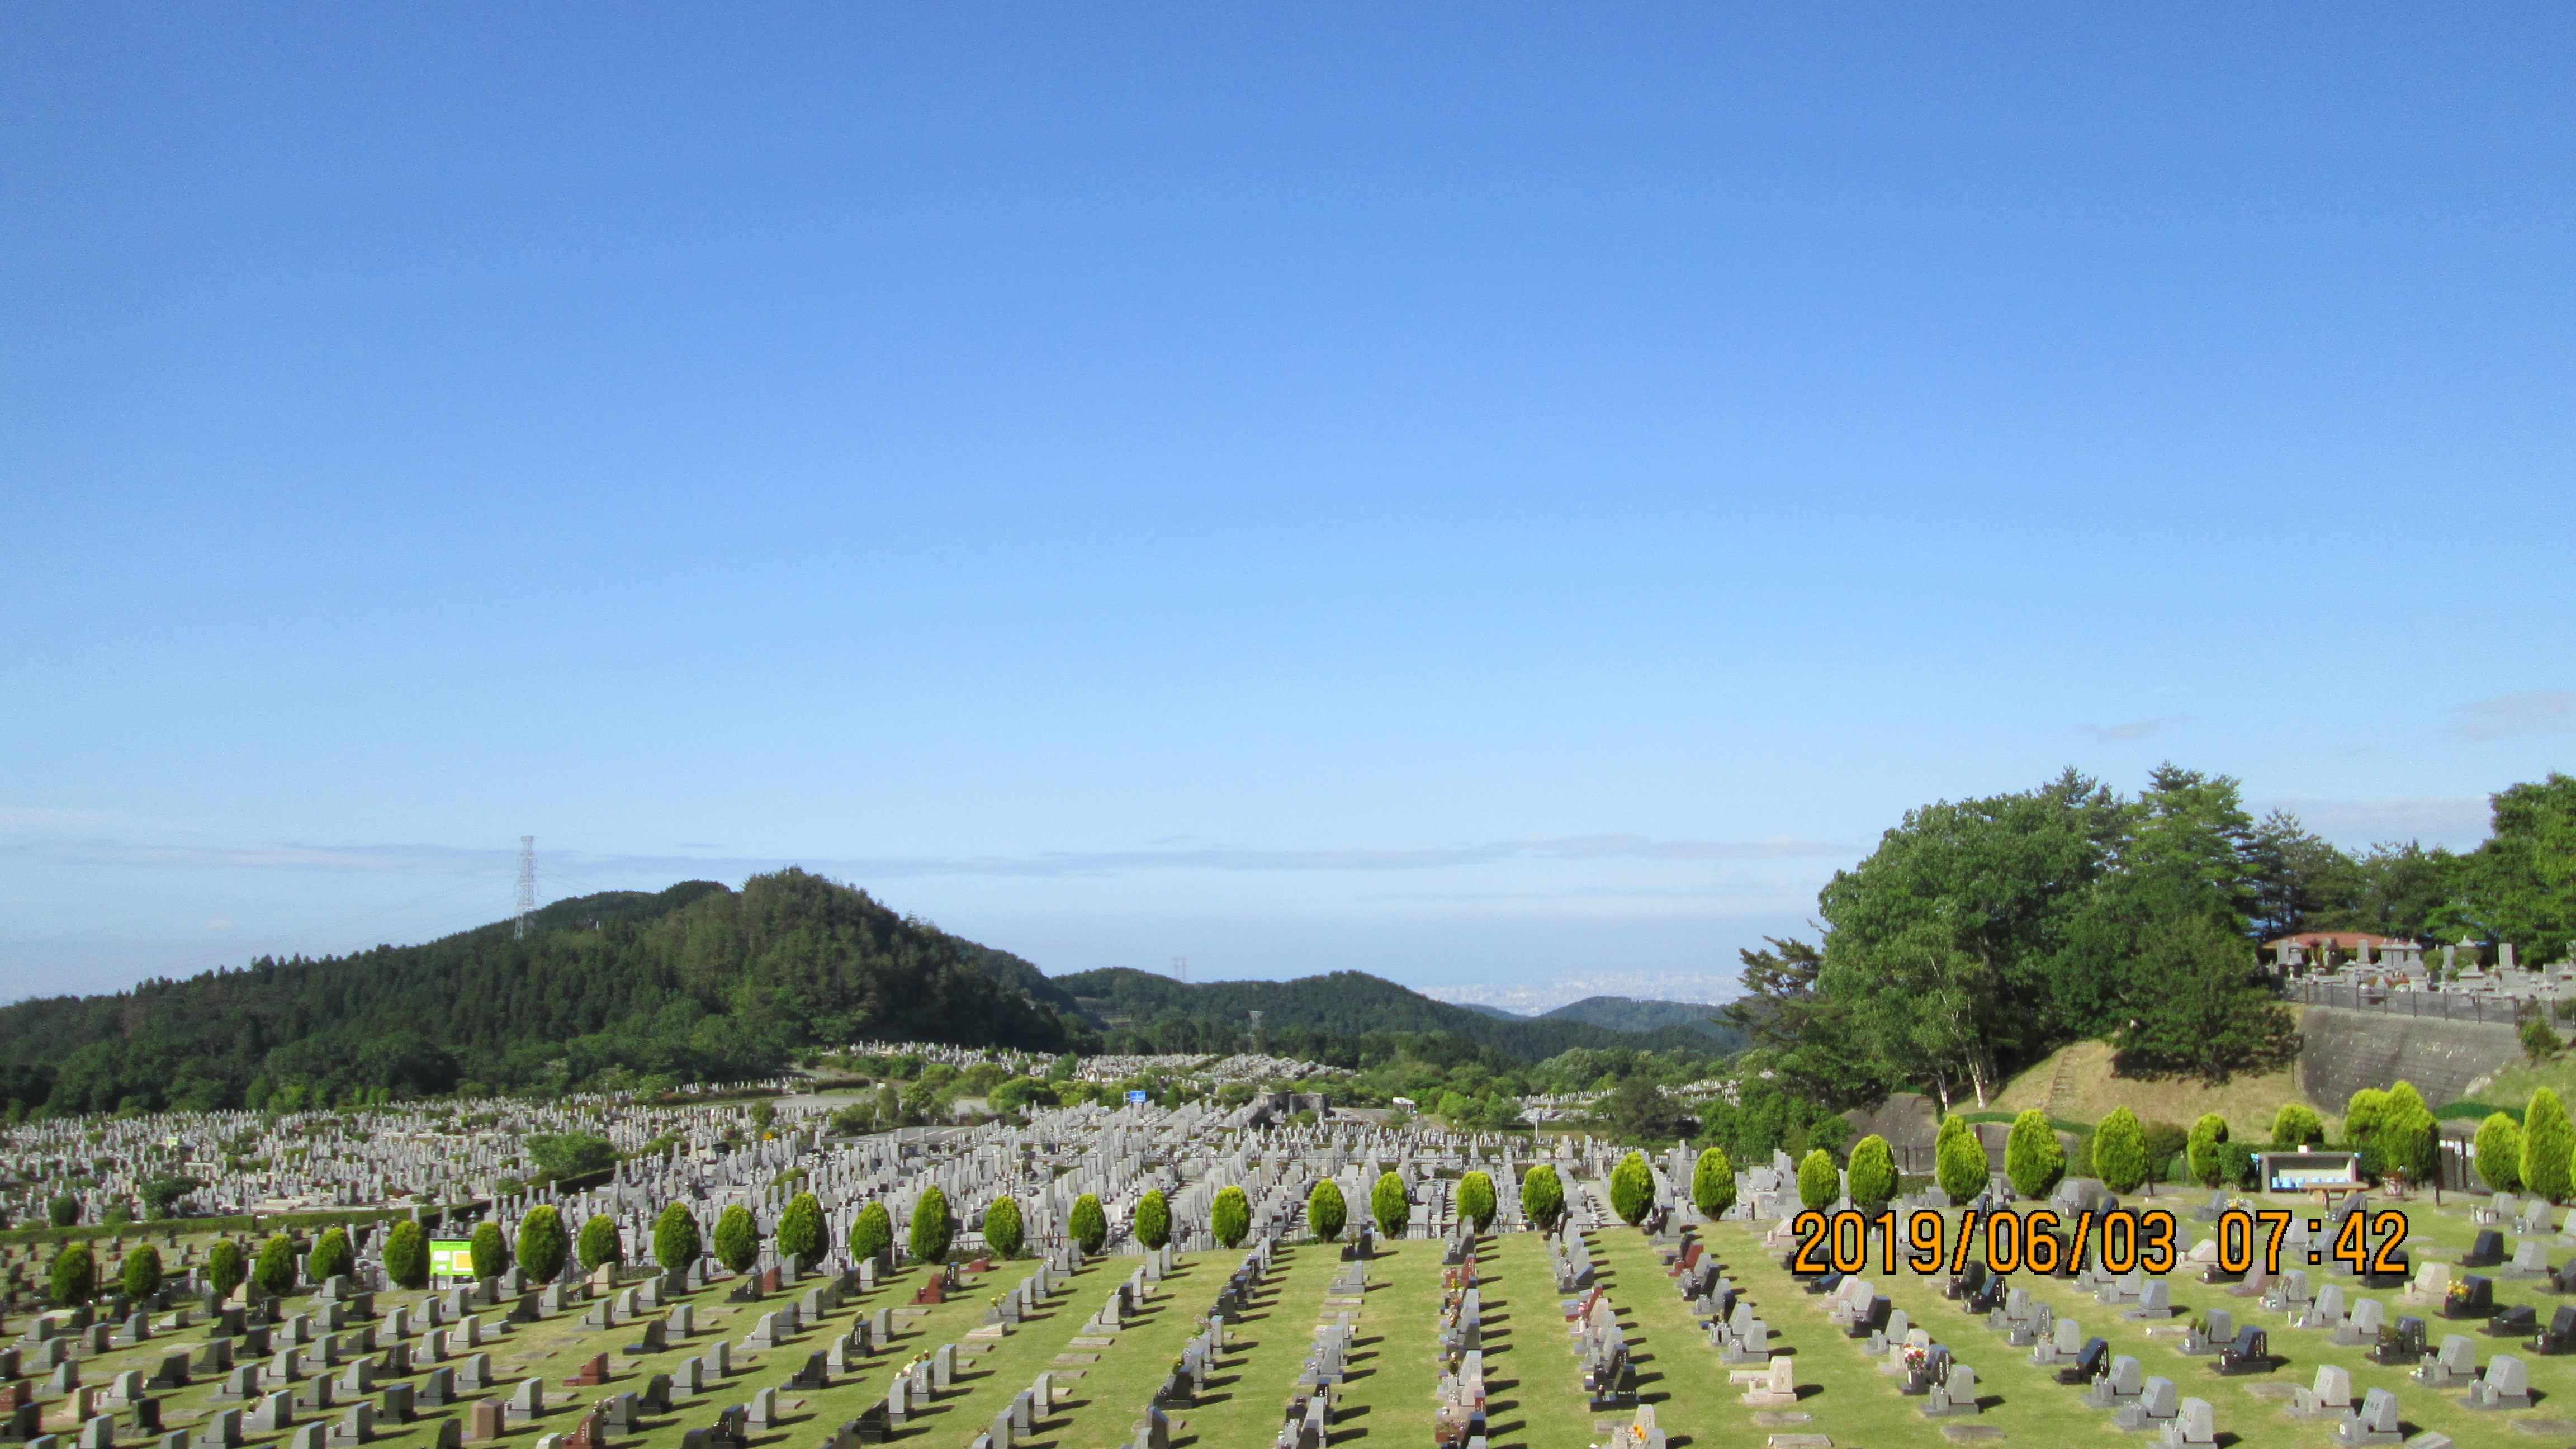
2113 916 2299 1082
2457 775 2576 960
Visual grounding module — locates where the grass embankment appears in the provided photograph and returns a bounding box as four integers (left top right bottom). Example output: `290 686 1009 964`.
1988 1029 2316 1142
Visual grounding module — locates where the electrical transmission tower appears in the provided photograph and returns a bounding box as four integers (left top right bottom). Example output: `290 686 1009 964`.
514 836 536 939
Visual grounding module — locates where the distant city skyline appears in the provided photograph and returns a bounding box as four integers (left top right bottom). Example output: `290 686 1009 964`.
3 6 2569 1009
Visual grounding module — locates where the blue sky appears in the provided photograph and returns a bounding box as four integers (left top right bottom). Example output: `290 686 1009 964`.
3 4 2571 1011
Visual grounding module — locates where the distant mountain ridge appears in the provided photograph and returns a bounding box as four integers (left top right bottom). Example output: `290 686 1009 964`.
1050 967 1738 1060
1541 995 1741 1043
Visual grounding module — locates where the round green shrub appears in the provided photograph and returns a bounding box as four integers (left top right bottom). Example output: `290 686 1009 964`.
1608 1152 1655 1226
577 1214 623 1273
515 1205 569 1284
655 1203 703 1270
1211 1186 1252 1248
1519 1165 1564 1233
1306 1181 1347 1243
1935 1117 1988 1204
982 1196 1025 1259
1069 1193 1109 1254
908 1185 954 1266
1690 1148 1735 1219
2091 1107 2150 1195
712 1205 759 1273
1796 1148 1840 1211
847 1202 891 1263
1134 1189 1172 1251
382 1221 429 1289
1846 1135 1898 1208
2006 1110 2066 1199
1459 1171 1498 1232
2476 1112 2526 1193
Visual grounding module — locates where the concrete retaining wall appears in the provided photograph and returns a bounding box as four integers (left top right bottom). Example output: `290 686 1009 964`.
2298 1003 2523 1110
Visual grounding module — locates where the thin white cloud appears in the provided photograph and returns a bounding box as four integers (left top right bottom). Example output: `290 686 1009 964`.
2454 690 2576 741
2080 720 2163 742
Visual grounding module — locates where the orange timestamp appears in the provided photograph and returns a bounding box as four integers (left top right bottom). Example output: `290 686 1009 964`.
1786 1205 2411 1278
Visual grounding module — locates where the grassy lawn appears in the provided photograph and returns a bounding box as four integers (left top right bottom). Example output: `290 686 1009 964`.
38 1191 2576 1449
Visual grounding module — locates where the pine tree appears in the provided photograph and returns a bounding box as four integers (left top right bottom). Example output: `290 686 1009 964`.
2091 1108 2150 1195
120 1243 163 1300
2476 1112 2526 1193
1371 1172 1410 1239
909 1185 955 1266
1134 1190 1172 1251
1069 1194 1109 1254
577 1214 623 1273
1211 1186 1252 1248
1458 1170 1499 1233
713 1205 759 1273
383 1221 429 1289
847 1202 891 1263
1935 1117 1987 1204
982 1196 1025 1259
1519 1164 1564 1233
2006 1110 2066 1199
775 1192 824 1270
1306 1180 1347 1242
516 1205 569 1284
654 1204 703 1270
2525 1088 2575 1203
1796 1148 1840 1211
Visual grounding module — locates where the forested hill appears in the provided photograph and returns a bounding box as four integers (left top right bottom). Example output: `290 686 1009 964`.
0 870 1082 1117
1050 966 1727 1060
1541 996 1744 1046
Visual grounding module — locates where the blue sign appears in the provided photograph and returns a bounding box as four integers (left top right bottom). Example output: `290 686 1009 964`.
1126 1090 1148 1104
